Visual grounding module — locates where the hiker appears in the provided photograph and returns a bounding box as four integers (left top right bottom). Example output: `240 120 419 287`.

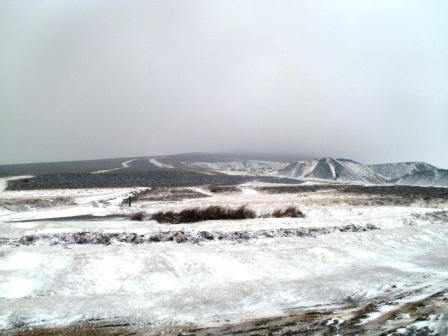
127 196 132 207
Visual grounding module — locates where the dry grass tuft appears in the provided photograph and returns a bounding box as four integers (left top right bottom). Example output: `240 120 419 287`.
151 205 256 224
151 205 306 224
271 206 305 218
131 211 146 221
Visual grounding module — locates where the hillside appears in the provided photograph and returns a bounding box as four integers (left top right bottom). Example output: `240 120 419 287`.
278 158 386 184
1 153 447 188
393 169 448 187
369 162 436 180
278 158 448 187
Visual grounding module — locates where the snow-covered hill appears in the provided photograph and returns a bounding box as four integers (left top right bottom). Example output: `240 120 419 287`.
1 152 446 188
369 162 436 180
393 169 448 187
278 158 386 184
369 162 448 187
279 158 448 187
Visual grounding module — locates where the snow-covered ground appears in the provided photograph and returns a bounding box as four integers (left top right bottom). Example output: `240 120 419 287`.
0 188 144 221
2 225 447 329
0 183 447 333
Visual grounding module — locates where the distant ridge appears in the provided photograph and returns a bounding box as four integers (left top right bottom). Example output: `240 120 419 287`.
368 162 448 187
369 162 436 180
278 158 448 187
278 158 385 184
391 168 448 187
1 152 447 188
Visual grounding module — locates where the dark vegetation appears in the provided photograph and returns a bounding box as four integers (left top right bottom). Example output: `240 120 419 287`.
10 224 377 247
6 171 251 190
6 171 297 190
0 157 133 175
149 205 306 224
258 184 448 200
209 185 242 193
151 205 256 224
271 206 305 218
0 152 297 176
0 157 165 176
131 211 147 221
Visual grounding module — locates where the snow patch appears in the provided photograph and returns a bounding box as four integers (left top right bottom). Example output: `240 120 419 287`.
0 277 38 299
149 158 175 169
0 251 43 271
91 159 137 174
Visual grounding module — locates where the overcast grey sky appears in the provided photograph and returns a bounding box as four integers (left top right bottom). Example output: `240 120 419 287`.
1 0 447 167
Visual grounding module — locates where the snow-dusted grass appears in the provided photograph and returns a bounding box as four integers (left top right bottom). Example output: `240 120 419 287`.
271 206 304 218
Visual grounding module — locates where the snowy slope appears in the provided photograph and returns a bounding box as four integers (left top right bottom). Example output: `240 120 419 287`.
393 169 448 187
369 162 436 180
434 171 448 187
277 160 319 178
278 158 386 184
369 162 448 187
279 158 448 187
337 159 386 184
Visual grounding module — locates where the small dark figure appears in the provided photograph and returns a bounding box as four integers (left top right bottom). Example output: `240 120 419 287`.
127 197 132 207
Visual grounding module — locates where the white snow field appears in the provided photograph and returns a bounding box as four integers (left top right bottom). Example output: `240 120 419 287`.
0 182 447 334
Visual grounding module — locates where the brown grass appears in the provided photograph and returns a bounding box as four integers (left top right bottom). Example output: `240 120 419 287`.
208 186 241 193
13 325 100 336
151 205 306 224
151 205 256 224
130 211 146 221
271 206 305 218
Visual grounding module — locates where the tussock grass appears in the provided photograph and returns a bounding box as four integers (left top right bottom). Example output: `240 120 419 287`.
271 206 305 218
151 205 256 224
131 211 146 221
209 185 241 193
151 205 305 224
